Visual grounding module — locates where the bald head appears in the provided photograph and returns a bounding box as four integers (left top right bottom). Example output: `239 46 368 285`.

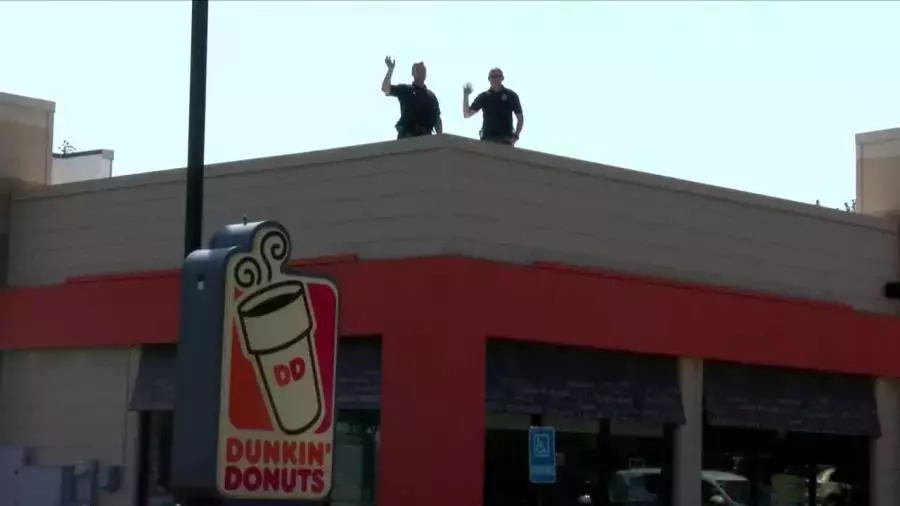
412 62 427 85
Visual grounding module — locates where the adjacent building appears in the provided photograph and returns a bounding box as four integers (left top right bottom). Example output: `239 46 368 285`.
1 91 900 506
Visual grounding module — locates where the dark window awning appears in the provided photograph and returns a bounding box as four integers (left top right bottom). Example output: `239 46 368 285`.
129 338 381 412
129 344 177 411
334 338 381 410
704 361 880 437
486 340 685 424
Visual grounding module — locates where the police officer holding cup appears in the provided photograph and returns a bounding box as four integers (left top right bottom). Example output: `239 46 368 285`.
462 67 524 146
382 56 443 139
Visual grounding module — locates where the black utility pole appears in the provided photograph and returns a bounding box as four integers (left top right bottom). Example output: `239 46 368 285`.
184 0 209 258
178 2 211 505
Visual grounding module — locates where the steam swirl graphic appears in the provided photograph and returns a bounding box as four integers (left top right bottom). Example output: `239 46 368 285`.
235 256 263 289
259 229 289 282
233 227 291 290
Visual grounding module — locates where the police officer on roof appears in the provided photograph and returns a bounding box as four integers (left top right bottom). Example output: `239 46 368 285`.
381 56 443 139
462 67 524 146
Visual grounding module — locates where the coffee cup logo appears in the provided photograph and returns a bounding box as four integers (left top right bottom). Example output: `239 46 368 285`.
233 229 324 435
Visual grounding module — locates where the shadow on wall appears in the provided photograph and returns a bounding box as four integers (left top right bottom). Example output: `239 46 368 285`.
0 445 121 506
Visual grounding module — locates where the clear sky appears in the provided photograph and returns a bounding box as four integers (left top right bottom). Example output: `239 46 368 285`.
2 1 898 209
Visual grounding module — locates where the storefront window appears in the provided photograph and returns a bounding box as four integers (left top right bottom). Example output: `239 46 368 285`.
138 411 177 506
703 362 875 506
331 409 380 506
703 427 870 506
484 340 680 506
484 413 672 506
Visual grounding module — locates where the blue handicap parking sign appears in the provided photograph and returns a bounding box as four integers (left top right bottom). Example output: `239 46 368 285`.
528 426 556 484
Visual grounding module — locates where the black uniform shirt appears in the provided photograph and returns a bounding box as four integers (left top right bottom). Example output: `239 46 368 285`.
389 83 441 135
470 87 522 139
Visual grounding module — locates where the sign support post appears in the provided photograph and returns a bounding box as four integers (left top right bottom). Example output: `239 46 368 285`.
178 2 209 504
184 0 209 258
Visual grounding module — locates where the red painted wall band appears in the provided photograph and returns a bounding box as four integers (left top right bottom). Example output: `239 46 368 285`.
0 256 897 377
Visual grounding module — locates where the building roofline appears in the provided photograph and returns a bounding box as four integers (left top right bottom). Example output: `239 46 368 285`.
13 134 894 232
0 92 56 112
856 127 900 145
52 149 115 160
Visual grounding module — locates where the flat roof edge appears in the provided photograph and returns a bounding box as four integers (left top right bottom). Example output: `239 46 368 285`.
12 134 895 233
455 139 897 233
52 149 114 160
0 92 56 112
14 135 454 199
857 127 900 145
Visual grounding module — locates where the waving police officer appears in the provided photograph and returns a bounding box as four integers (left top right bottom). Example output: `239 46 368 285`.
462 67 524 146
381 56 442 139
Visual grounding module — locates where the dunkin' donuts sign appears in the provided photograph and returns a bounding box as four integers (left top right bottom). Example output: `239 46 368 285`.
216 225 339 500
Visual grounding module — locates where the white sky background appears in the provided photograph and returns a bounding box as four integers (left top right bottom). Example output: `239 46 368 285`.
2 1 899 208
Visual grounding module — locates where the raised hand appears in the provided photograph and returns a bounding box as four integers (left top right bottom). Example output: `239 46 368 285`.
463 82 473 96
385 56 396 70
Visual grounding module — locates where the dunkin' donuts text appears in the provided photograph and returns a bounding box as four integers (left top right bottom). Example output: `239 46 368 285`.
222 437 331 494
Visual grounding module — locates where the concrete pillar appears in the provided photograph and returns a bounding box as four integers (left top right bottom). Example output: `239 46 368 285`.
117 345 143 506
0 186 10 288
870 378 900 506
0 92 54 288
859 127 900 506
856 128 900 218
0 92 55 185
674 357 703 506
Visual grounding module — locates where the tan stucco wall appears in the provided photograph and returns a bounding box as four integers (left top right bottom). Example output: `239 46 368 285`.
858 128 900 219
0 347 140 506
0 92 55 185
7 135 898 313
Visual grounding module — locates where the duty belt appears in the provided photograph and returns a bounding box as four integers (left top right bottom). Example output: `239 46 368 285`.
397 124 433 137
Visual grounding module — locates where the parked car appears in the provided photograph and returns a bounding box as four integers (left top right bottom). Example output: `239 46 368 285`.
701 470 752 506
816 467 852 506
606 468 750 506
775 465 853 506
